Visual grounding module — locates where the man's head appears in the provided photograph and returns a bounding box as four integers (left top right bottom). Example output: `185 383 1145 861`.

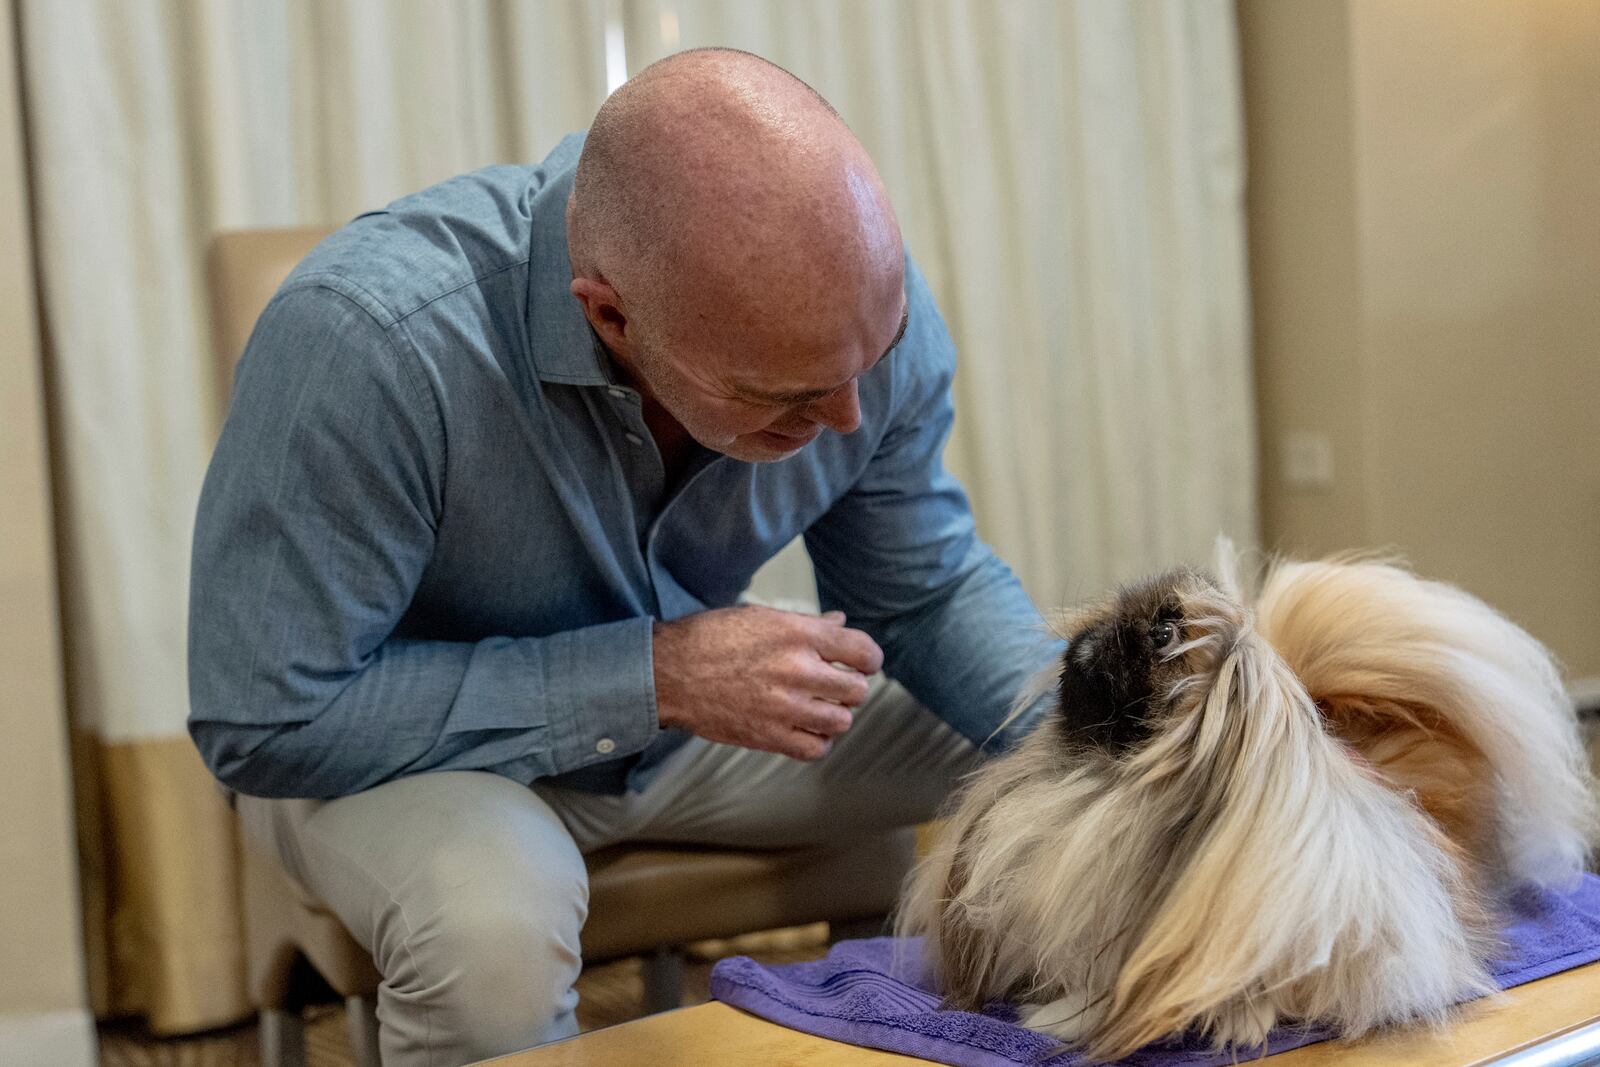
566 48 907 461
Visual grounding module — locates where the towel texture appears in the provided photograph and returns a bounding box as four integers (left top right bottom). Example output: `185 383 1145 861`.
709 873 1600 1066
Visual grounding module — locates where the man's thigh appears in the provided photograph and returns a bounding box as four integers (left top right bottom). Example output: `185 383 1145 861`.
540 678 982 852
237 770 589 1013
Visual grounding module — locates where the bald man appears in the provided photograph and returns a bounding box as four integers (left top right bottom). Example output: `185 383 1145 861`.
190 49 1058 1065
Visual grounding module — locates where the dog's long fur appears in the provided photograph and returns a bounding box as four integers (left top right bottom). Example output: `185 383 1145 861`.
899 554 1597 1059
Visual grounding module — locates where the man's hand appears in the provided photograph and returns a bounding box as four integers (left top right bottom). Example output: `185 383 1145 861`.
652 605 884 760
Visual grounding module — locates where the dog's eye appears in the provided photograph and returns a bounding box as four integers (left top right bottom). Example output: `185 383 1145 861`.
1149 621 1179 652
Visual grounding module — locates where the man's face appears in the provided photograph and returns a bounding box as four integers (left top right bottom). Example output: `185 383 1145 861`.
629 284 910 462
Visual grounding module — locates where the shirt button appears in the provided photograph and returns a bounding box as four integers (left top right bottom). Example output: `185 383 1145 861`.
623 432 644 446
595 737 616 754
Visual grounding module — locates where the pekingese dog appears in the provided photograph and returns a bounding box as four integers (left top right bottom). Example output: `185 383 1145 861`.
900 551 1597 1059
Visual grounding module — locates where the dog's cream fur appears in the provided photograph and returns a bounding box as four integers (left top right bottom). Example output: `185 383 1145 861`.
899 554 1596 1059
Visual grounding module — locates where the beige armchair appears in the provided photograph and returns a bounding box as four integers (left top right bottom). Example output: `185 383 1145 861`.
208 228 915 1067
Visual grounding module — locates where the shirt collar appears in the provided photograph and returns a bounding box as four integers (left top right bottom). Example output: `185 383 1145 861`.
524 140 615 387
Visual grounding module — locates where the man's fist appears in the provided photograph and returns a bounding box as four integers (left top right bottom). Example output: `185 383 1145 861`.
652 605 884 760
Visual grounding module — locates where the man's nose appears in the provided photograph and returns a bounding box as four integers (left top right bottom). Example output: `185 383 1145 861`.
809 381 861 434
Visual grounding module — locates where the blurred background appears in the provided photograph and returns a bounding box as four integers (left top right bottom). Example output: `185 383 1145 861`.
1 1 1595 1064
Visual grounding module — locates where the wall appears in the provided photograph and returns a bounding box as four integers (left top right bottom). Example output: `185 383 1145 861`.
0 7 95 1064
1240 0 1600 691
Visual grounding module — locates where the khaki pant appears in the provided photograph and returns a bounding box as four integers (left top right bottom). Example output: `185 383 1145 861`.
237 678 978 1067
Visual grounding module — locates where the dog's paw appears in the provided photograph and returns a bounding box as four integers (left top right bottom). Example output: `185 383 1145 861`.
1200 996 1280 1051
1017 992 1101 1045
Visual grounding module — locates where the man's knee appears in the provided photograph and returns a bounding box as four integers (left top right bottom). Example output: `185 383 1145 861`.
353 783 588 1059
266 772 591 1062
381 847 587 1058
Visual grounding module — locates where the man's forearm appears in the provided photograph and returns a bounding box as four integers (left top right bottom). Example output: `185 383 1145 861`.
854 544 1064 752
189 619 658 798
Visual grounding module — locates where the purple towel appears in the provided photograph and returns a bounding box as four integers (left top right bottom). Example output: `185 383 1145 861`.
709 873 1600 1067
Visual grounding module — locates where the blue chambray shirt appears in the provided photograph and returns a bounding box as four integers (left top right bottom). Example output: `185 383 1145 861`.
188 133 1060 799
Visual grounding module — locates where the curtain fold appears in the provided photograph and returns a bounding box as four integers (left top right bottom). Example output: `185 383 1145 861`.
19 0 1252 1033
19 0 609 1031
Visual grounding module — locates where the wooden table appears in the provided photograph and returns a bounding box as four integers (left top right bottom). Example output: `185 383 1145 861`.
482 960 1600 1066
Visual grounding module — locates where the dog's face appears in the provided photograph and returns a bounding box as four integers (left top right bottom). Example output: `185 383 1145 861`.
1054 568 1218 754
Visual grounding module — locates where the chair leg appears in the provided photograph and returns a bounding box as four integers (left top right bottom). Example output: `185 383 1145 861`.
641 946 685 1014
259 1007 308 1067
347 994 382 1067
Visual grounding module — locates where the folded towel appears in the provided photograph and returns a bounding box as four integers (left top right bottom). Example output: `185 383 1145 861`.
709 873 1600 1067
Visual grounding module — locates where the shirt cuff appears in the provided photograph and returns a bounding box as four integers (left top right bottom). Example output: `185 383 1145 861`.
539 616 661 775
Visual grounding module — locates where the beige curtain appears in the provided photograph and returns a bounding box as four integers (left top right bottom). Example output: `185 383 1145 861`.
637 0 1258 611
1 6 95 1063
18 0 610 1032
19 0 1252 1035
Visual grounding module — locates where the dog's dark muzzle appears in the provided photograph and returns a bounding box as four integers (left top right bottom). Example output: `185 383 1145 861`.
1054 630 1155 753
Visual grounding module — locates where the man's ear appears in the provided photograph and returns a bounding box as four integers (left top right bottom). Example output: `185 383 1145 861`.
570 277 631 356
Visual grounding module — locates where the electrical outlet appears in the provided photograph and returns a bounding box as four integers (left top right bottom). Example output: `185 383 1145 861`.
1281 431 1335 491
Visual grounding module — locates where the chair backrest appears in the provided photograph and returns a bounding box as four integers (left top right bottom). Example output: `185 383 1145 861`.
206 226 334 409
